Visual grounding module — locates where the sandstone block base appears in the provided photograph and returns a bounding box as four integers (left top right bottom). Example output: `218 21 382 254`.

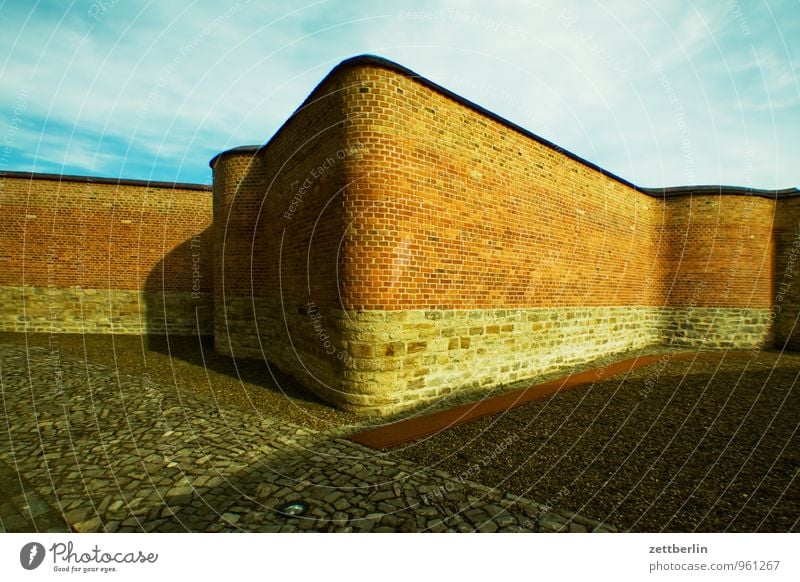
216 301 772 415
0 285 212 335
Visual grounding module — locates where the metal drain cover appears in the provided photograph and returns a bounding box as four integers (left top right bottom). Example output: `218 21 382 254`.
277 501 309 517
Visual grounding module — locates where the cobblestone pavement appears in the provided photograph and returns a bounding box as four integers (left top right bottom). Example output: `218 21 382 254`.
0 343 616 533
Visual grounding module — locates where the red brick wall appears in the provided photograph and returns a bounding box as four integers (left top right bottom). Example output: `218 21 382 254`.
212 59 794 328
211 72 353 311
773 197 800 348
334 64 775 312
658 196 775 309
0 173 212 293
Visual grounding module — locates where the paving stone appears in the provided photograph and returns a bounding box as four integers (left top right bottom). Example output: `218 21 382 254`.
2 514 30 532
296 517 316 530
323 490 344 504
540 518 569 532
592 524 618 533
160 507 180 519
25 498 54 518
483 503 506 516
464 508 488 523
380 514 404 528
73 517 103 532
331 512 348 527
0 343 613 535
416 505 439 518
495 513 517 528
165 486 194 506
371 490 396 502
352 517 375 532
205 476 225 489
64 507 92 524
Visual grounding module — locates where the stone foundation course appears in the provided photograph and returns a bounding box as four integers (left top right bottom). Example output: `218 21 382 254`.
0 285 212 335
217 301 772 415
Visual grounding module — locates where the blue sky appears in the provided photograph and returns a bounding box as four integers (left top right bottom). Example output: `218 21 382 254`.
0 0 797 188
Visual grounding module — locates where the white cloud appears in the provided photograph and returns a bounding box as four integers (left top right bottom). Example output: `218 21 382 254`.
0 0 797 187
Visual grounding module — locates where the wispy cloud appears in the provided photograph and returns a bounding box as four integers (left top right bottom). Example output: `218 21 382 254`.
0 0 797 188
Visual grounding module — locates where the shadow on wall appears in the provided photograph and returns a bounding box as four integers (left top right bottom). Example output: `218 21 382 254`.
142 225 213 336
141 226 326 406
773 218 800 351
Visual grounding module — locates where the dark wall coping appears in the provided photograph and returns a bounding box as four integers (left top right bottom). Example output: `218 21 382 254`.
640 185 799 199
209 54 798 200
0 170 211 192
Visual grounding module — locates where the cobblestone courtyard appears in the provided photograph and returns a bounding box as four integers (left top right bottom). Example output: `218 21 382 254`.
0 341 615 533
